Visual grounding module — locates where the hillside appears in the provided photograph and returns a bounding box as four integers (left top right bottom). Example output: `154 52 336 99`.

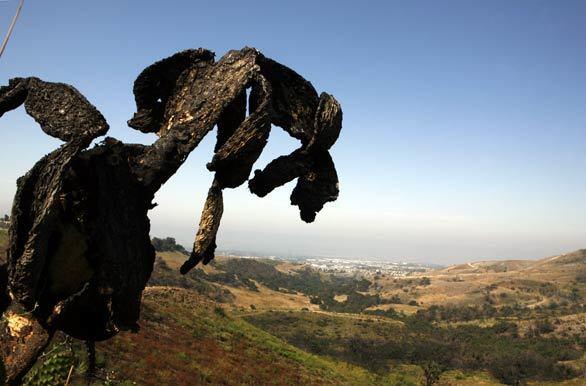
371 250 586 314
0 227 6 263
0 228 7 256
23 287 393 385
538 249 586 266
17 244 586 385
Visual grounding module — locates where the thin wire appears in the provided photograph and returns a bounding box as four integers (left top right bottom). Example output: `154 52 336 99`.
0 0 25 60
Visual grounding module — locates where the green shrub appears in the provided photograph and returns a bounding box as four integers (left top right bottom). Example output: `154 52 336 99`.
214 306 227 318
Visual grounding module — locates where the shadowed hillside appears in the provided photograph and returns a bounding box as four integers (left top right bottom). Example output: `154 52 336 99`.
0 229 7 274
0 228 7 256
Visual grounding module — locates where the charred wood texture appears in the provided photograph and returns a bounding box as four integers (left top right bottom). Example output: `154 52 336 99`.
0 47 341 383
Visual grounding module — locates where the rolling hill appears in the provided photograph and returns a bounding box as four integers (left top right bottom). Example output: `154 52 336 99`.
11 237 586 385
371 249 586 313
23 287 397 386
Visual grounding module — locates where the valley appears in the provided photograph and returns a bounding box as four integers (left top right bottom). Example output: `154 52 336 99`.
3 231 584 385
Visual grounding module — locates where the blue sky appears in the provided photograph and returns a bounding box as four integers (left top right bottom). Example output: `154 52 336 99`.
0 0 585 263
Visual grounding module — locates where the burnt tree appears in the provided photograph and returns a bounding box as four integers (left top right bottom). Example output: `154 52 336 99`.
0 47 342 384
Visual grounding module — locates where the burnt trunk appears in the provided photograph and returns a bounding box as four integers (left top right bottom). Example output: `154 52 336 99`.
0 47 342 383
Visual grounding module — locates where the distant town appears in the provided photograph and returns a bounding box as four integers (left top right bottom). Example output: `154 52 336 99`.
2 229 440 278
303 257 439 277
218 249 440 277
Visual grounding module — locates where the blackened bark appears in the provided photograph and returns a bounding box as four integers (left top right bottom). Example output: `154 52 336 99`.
85 340 96 380
0 47 342 383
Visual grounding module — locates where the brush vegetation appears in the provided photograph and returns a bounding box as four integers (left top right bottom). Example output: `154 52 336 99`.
15 237 586 385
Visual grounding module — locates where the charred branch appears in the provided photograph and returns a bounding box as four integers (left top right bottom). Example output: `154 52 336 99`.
0 47 341 383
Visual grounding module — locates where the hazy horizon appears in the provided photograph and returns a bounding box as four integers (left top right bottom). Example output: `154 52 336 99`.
1 1 585 264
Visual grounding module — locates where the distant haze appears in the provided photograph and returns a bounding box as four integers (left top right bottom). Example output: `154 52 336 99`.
1 1 585 264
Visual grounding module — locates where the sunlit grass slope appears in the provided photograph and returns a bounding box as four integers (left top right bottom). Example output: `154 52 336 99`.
95 287 392 385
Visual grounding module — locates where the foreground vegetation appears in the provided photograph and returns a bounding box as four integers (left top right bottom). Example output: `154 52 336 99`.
23 288 395 385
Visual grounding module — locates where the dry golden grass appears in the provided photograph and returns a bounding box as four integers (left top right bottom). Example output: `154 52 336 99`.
274 261 308 274
437 369 503 385
366 303 421 315
374 249 586 309
222 281 319 311
333 294 348 303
